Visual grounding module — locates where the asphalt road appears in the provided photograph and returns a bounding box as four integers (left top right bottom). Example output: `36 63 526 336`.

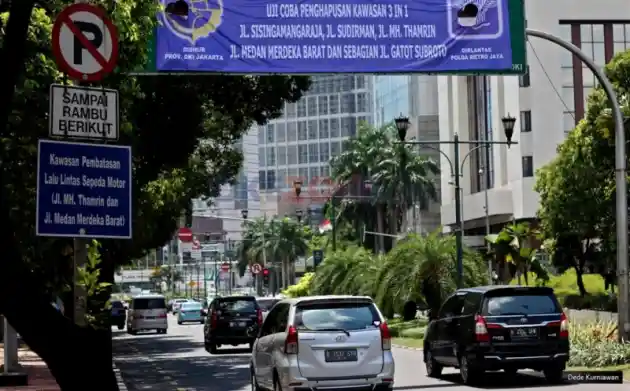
112 315 626 391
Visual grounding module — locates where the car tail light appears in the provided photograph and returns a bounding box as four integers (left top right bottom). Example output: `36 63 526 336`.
284 326 298 354
475 315 501 342
211 311 218 329
380 323 391 350
256 309 263 326
158 313 167 318
547 313 569 338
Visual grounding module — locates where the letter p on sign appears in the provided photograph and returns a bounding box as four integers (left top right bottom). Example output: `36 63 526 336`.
52 3 119 82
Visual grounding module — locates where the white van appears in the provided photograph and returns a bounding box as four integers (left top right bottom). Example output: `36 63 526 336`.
127 294 168 335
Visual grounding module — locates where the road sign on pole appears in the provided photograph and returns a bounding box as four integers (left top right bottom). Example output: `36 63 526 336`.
49 84 119 141
313 249 324 267
250 263 262 275
36 139 132 239
178 227 193 242
51 3 119 82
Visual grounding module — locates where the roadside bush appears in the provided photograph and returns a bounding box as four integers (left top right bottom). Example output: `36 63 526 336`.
559 293 617 312
387 318 427 338
282 273 313 298
569 321 630 367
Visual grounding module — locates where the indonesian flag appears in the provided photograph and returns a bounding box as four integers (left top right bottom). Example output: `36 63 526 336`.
319 219 332 233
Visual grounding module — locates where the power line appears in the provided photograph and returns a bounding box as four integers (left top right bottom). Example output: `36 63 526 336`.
528 41 575 121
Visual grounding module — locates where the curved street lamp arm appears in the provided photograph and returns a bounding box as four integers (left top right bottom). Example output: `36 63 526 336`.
459 144 488 174
414 144 456 177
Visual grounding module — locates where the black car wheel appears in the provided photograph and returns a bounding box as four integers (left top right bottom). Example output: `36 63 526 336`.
424 349 442 377
117 324 124 330
459 355 481 385
543 366 564 383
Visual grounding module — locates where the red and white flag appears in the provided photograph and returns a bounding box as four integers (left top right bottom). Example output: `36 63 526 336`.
319 219 332 233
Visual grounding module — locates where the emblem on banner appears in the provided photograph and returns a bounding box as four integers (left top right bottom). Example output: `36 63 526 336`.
158 0 224 44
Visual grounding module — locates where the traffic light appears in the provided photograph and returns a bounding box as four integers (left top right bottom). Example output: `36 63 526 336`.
262 268 270 284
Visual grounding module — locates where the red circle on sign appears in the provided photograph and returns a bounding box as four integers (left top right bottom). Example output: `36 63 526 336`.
178 227 193 243
250 264 262 275
221 263 231 272
51 3 119 82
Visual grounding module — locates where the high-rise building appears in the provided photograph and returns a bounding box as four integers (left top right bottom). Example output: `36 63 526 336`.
258 75 374 217
437 0 630 235
373 75 442 234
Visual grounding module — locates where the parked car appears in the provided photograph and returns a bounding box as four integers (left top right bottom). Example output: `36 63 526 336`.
126 294 168 335
178 301 205 325
204 296 262 354
250 295 394 391
423 285 569 385
111 300 126 330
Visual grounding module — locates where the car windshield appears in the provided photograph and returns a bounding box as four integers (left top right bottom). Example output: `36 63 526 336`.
218 299 257 312
111 301 124 308
484 294 560 316
257 299 277 311
294 302 380 332
182 303 202 310
133 298 166 310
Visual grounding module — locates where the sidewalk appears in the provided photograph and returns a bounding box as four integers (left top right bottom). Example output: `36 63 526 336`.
0 344 60 391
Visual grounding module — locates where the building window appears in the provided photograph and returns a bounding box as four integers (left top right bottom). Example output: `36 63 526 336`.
258 147 265 167
258 170 266 190
287 122 297 142
330 118 340 138
307 96 317 117
561 21 630 126
329 95 339 114
522 156 534 177
518 66 530 87
266 147 276 166
341 93 356 113
319 119 329 139
266 170 276 190
285 102 296 118
266 124 275 143
298 121 307 141
520 110 531 132
308 120 317 139
319 142 330 163
287 145 298 165
297 99 307 117
298 145 308 164
318 95 328 115
257 126 265 143
276 123 286 142
308 143 319 163
277 146 287 165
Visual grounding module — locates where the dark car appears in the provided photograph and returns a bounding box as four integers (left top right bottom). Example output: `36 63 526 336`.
423 286 569 385
256 297 280 319
111 300 127 330
203 296 262 354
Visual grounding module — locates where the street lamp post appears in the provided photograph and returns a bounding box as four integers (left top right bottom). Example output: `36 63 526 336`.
479 166 493 284
399 115 517 288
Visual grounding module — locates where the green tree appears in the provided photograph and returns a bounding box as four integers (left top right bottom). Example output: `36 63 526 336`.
329 122 439 252
0 1 310 388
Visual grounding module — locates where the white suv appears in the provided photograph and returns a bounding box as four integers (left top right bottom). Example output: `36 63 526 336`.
250 295 395 391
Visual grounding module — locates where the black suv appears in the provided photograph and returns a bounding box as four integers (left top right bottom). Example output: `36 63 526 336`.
423 286 569 385
203 296 263 354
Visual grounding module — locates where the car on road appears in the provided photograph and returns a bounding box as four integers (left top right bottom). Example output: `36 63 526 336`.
423 285 569 385
127 294 168 335
256 297 280 320
171 298 190 314
250 295 395 391
204 295 263 354
111 300 127 330
177 301 205 325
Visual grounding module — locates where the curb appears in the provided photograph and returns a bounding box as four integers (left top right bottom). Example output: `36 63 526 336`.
113 362 128 391
392 344 423 352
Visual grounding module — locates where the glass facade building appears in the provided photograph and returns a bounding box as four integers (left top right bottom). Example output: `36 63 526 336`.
373 76 411 127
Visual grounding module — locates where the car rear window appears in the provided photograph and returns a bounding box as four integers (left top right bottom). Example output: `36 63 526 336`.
182 303 202 310
133 298 166 310
111 301 124 308
257 300 278 311
217 299 257 312
483 294 561 316
294 302 381 331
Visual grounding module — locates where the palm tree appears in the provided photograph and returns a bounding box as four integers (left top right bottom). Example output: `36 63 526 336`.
237 217 309 291
329 122 439 252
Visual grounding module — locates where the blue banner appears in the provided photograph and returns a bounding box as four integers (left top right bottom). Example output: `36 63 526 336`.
36 140 132 239
156 0 513 73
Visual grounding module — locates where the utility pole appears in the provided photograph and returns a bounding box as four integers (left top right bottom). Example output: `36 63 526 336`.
399 118 517 288
480 165 492 284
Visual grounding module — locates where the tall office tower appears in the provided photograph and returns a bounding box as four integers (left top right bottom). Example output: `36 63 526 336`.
373 75 442 235
257 75 374 219
192 131 262 242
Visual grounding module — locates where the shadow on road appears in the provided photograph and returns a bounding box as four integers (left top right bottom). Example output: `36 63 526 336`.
438 372 572 389
114 350 250 391
113 334 205 357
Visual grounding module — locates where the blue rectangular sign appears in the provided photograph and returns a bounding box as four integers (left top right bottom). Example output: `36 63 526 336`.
36 140 132 239
156 0 513 73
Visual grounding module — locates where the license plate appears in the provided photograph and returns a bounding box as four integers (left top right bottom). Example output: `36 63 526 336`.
510 327 538 339
325 349 358 362
145 316 155 320
230 321 247 327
